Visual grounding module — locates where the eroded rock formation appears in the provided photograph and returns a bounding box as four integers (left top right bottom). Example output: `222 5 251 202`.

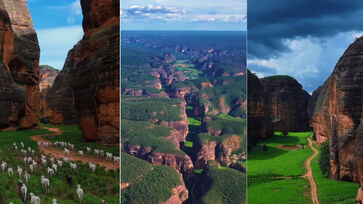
0 0 40 130
311 37 363 202
262 75 311 132
247 70 273 147
70 0 119 144
39 65 59 92
43 50 77 125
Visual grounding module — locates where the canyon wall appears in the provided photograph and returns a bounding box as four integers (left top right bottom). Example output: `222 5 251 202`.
247 70 273 147
262 76 311 132
43 50 77 125
311 37 363 202
0 0 40 130
71 0 119 144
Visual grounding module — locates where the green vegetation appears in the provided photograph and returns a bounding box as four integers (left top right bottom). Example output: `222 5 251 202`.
217 113 245 122
184 140 193 148
174 60 203 79
248 131 313 203
121 120 183 155
318 140 330 177
121 153 182 204
194 169 203 174
248 132 312 176
121 96 182 122
202 167 246 204
205 115 246 136
311 143 358 204
248 178 311 204
0 127 119 203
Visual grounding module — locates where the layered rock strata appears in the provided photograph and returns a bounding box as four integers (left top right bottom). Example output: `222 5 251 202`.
0 0 40 130
311 37 363 202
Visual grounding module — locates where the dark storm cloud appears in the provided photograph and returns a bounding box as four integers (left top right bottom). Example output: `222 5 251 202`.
248 0 363 59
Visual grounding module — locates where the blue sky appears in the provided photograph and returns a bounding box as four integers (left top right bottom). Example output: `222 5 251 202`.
27 0 84 69
248 0 363 93
121 0 246 31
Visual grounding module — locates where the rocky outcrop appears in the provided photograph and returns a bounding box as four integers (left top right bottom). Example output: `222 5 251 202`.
39 65 59 92
122 143 194 177
311 37 363 202
163 175 189 204
247 70 273 147
162 101 189 148
196 141 217 168
69 0 119 145
0 0 40 130
43 49 77 125
262 75 311 132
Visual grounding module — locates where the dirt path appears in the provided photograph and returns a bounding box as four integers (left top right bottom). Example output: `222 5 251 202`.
304 134 319 204
30 127 119 171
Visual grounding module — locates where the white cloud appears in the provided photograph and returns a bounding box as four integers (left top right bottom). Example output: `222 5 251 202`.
37 26 83 69
71 0 82 15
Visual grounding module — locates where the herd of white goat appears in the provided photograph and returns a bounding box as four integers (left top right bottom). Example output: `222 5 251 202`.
0 140 120 203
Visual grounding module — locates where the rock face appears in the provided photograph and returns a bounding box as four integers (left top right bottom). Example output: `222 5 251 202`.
163 176 189 204
39 65 59 92
69 0 119 144
307 86 322 120
123 143 194 177
0 0 40 130
262 75 311 132
43 50 77 125
311 37 363 201
247 70 273 147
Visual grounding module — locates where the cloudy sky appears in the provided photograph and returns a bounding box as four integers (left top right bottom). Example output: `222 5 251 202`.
121 0 246 31
28 0 83 69
248 0 363 93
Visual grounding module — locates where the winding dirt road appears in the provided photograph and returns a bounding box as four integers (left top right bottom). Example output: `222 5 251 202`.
304 134 319 204
30 127 119 170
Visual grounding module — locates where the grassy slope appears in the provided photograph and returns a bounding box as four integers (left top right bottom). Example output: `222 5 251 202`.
311 144 358 204
0 127 119 204
121 153 182 204
202 167 246 204
248 132 313 204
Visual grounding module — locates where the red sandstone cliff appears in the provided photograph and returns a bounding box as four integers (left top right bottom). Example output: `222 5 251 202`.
247 70 273 147
311 37 363 202
0 0 40 130
70 0 119 145
43 50 78 125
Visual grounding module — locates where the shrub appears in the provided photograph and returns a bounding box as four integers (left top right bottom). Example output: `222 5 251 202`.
319 139 330 177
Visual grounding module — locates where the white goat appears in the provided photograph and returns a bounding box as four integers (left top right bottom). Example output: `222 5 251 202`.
20 183 27 202
30 192 40 204
47 167 55 176
0 161 6 172
70 162 77 171
17 166 23 178
52 163 58 172
25 172 30 183
41 175 50 192
8 167 13 176
76 184 84 203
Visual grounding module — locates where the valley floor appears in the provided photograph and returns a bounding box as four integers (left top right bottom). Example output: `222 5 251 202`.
0 124 119 203
248 131 358 204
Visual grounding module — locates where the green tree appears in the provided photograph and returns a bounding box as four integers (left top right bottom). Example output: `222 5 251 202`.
319 139 330 177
